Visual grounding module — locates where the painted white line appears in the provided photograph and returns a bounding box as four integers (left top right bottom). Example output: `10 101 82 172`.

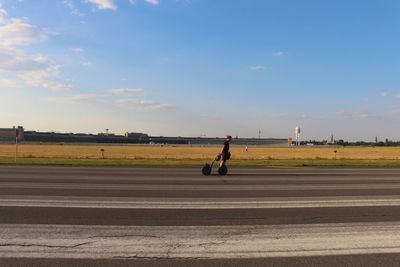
3 182 400 190
2 222 400 259
2 197 400 209
3 175 400 181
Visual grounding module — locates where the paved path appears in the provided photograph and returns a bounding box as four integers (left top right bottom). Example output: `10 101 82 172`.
1 166 400 266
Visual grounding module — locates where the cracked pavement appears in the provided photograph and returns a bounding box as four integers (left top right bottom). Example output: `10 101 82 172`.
3 166 400 266
3 223 400 259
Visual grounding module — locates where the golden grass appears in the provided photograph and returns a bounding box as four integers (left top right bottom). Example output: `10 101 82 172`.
0 143 400 160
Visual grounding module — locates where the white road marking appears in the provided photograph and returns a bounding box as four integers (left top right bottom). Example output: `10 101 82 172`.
3 196 400 209
3 182 400 190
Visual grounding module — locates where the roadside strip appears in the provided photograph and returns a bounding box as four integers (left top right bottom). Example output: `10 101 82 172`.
2 222 400 259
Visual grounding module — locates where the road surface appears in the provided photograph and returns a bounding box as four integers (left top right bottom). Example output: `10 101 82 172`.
1 166 400 266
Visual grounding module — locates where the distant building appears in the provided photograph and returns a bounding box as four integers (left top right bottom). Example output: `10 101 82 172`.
24 131 150 144
149 136 287 146
0 126 24 143
0 126 287 145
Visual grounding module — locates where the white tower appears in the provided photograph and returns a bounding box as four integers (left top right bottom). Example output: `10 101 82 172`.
295 127 301 146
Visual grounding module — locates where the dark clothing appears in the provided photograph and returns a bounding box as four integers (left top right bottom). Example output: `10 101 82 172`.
222 152 230 160
222 140 229 153
222 140 230 160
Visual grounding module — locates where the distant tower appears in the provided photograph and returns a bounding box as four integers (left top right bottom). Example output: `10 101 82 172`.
295 127 301 146
330 134 335 145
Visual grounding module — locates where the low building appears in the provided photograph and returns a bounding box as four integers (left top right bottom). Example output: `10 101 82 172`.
24 131 150 144
149 136 288 146
0 126 24 143
1 126 287 146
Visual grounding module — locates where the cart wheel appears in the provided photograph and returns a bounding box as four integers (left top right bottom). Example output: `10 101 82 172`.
218 165 228 176
202 164 212 176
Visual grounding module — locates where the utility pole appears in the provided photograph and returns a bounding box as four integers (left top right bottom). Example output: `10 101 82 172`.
15 128 19 164
258 129 261 139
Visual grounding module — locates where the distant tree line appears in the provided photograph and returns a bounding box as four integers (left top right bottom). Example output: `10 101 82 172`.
302 139 400 147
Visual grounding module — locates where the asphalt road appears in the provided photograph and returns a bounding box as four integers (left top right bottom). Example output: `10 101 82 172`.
2 166 400 266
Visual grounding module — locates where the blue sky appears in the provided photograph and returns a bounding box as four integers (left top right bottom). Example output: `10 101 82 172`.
1 0 400 141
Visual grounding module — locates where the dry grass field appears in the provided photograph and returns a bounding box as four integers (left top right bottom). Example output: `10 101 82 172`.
0 143 400 161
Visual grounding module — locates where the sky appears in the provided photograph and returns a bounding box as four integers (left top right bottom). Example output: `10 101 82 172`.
1 0 400 141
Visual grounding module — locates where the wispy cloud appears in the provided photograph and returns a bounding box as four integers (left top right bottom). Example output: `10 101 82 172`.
0 8 7 24
86 0 117 10
63 0 84 16
45 94 98 104
380 91 388 97
21 65 72 91
335 109 373 119
66 94 98 103
249 65 266 71
128 0 161 5
115 98 175 110
273 51 285 56
390 108 400 115
0 78 21 88
0 48 50 72
265 112 324 121
45 88 174 110
0 17 47 47
68 48 93 66
108 88 144 95
70 47 84 53
82 60 93 66
267 112 289 119
144 0 160 4
395 93 400 99
0 8 70 90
